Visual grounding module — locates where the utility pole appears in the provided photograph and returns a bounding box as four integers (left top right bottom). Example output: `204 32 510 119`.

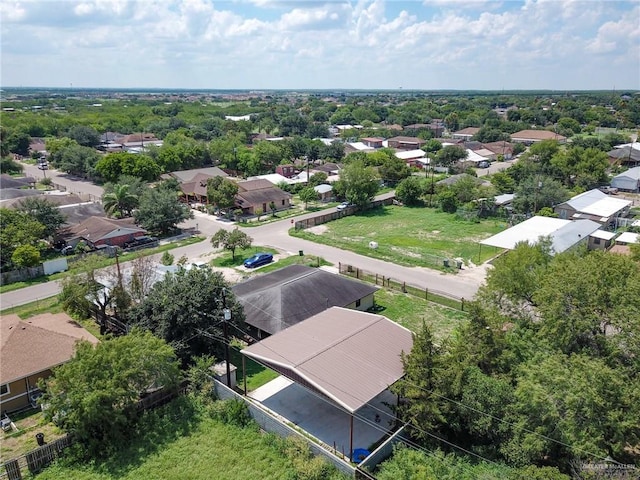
222 289 232 388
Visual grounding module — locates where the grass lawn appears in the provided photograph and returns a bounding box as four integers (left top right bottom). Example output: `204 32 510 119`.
291 205 505 269
211 248 331 273
0 410 66 461
230 347 279 392
0 236 206 295
35 397 348 480
373 288 468 340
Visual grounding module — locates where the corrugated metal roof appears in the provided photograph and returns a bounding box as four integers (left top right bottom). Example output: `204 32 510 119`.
242 307 413 413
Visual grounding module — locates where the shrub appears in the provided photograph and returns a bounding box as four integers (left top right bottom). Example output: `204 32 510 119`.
161 251 174 266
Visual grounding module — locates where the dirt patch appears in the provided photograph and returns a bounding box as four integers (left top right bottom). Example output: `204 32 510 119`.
390 246 421 258
306 225 328 235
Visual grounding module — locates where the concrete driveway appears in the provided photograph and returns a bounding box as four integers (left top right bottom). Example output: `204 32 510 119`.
249 376 396 457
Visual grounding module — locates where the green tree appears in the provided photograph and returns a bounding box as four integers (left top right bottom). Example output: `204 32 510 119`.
298 187 318 210
206 176 239 216
41 330 181 457
16 197 66 238
379 156 411 185
0 156 23 174
210 228 253 260
395 176 425 206
102 183 139 218
512 176 569 215
436 145 467 169
127 268 245 365
481 240 553 306
334 160 379 208
161 251 174 266
11 244 41 268
0 208 45 268
392 322 445 442
490 171 516 194
66 125 100 147
134 184 193 234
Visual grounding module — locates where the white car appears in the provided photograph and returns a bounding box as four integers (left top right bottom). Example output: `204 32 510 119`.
336 202 350 211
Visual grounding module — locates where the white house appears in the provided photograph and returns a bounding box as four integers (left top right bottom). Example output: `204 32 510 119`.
611 167 640 192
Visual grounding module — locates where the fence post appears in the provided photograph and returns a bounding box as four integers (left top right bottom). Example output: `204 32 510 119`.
375 274 378 285
461 298 465 311
425 288 428 301
339 262 341 273
356 268 360 279
402 281 407 293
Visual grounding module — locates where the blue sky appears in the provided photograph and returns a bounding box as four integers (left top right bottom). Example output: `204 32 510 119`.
1 1 638 90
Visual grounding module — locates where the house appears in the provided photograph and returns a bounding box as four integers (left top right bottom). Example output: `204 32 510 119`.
313 184 333 202
242 306 413 458
554 189 631 227
275 165 296 178
361 137 384 149
403 122 444 137
482 141 514 160
611 166 640 192
1 312 99 412
387 136 426 150
163 166 228 184
511 129 567 145
452 127 480 140
436 173 491 187
235 179 292 215
232 264 378 338
65 216 147 248
395 149 428 169
480 216 603 255
179 173 217 204
607 146 640 168
345 142 375 153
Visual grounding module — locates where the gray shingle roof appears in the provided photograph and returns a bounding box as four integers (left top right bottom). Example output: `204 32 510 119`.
232 265 378 335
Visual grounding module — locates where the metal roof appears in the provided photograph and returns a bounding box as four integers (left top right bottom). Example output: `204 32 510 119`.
242 307 413 413
616 232 640 244
590 230 616 240
481 216 601 254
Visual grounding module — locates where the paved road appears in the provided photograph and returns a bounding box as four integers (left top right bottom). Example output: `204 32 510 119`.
19 160 104 200
1 175 488 309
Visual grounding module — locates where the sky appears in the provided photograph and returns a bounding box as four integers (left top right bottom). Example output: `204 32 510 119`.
1 0 638 91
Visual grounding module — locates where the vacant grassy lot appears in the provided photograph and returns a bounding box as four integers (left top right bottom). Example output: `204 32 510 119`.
291 205 504 269
373 288 468 340
35 397 348 480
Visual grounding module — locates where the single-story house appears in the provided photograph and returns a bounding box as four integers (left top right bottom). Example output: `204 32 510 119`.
345 142 375 153
480 216 602 255
554 189 631 227
1 312 99 413
436 173 491 187
395 149 428 168
65 216 147 248
611 166 640 192
179 173 216 204
275 165 296 178
162 166 228 184
451 127 480 140
235 179 292 215
313 184 333 202
482 141 514 160
242 306 413 458
232 264 378 338
361 137 384 149
511 129 567 145
387 136 426 150
607 146 640 168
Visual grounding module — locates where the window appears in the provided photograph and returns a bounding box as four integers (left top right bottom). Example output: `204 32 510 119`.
0 384 9 395
282 199 285 206
594 237 601 245
355 299 361 308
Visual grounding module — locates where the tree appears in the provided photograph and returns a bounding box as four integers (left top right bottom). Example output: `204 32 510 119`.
0 156 23 174
0 208 45 268
396 176 425 206
134 184 193 234
210 228 253 260
436 145 467 169
512 175 569 215
102 183 139 218
66 125 100 147
481 240 553 306
379 157 411 185
50 144 101 179
16 197 66 239
127 267 245 365
41 330 181 457
392 322 446 443
334 160 380 209
11 244 41 268
298 187 318 210
489 171 516 194
206 176 239 216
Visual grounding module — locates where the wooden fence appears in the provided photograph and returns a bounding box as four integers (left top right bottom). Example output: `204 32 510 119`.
338 263 466 311
1 434 73 480
294 197 394 231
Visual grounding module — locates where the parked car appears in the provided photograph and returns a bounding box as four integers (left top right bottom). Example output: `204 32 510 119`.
599 186 619 195
243 252 273 269
61 245 75 256
336 202 350 211
477 160 490 169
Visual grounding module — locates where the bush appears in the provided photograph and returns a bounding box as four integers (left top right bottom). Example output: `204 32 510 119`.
209 399 253 427
161 251 174 266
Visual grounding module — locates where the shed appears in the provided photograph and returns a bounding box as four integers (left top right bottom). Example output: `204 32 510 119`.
611 167 640 192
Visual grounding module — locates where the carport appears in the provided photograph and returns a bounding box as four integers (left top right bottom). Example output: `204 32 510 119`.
242 307 414 459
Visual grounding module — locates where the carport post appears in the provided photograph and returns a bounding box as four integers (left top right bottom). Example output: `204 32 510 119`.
349 414 354 463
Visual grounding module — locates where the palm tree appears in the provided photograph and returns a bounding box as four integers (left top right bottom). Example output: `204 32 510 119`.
102 183 138 218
